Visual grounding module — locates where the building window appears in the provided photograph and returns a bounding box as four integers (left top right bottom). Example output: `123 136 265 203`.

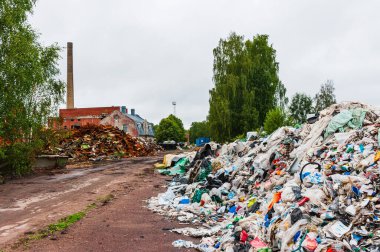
123 124 128 132
64 126 67 129
78 119 81 121
70 119 74 122
114 115 119 121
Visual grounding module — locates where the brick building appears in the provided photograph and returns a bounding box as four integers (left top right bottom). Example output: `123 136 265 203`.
100 110 139 137
50 42 154 137
52 106 154 138
58 106 120 130
126 109 154 138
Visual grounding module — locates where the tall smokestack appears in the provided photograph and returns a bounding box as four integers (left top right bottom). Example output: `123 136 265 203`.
67 42 74 109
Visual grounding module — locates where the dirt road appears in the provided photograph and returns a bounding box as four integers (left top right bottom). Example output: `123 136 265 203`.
0 156 195 251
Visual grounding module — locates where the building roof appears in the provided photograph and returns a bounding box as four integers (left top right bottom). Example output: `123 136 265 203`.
60 106 120 118
126 113 144 123
126 113 154 136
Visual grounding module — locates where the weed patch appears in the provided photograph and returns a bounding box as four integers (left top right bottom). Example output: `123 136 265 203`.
48 211 85 233
86 202 97 211
97 194 115 205
11 195 115 249
13 204 96 249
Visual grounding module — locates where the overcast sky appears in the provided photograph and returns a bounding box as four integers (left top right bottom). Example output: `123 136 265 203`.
30 0 380 128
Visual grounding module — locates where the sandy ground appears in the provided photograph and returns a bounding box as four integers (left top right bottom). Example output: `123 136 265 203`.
0 155 196 251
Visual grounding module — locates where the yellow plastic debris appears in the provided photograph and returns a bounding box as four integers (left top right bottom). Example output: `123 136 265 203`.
247 198 257 208
375 151 380 162
154 163 166 169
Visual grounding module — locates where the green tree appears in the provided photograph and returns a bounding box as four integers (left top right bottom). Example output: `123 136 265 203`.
314 80 336 112
155 115 186 143
264 108 286 134
189 121 210 144
208 33 283 142
275 81 289 111
153 124 159 134
0 0 65 176
289 93 313 124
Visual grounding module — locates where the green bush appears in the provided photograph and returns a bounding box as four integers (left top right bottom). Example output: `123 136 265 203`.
233 133 246 142
0 130 51 177
0 143 35 177
264 108 286 134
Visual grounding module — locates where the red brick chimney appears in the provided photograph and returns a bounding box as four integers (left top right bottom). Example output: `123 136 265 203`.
67 42 74 109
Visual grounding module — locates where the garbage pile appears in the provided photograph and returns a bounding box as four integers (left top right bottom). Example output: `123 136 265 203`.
51 125 161 161
154 152 197 175
148 102 380 252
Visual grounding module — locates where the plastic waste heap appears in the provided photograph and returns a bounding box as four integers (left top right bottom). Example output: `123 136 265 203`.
148 102 380 252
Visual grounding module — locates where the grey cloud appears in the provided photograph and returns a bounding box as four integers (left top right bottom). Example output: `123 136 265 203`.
30 0 380 128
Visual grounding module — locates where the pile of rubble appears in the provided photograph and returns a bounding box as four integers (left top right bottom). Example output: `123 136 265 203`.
149 102 380 252
52 125 161 162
